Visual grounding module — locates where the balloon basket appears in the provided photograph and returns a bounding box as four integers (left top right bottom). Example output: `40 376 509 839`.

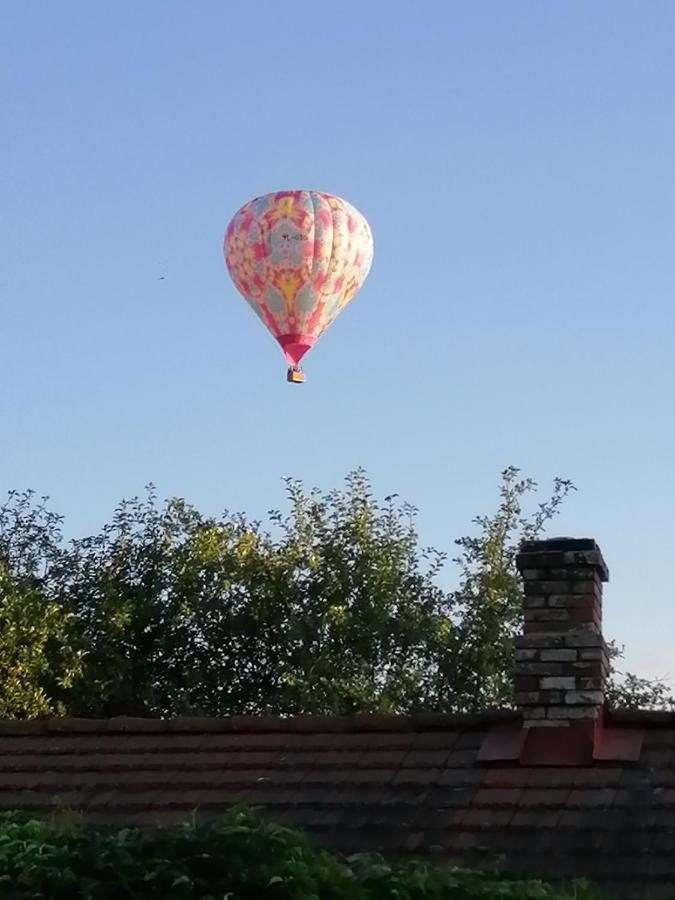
287 367 305 384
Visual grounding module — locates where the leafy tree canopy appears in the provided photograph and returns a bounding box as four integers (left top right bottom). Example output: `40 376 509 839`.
0 469 670 719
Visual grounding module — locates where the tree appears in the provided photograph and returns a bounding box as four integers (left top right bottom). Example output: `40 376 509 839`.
0 471 671 718
431 467 575 712
436 467 675 712
51 475 450 716
0 492 82 717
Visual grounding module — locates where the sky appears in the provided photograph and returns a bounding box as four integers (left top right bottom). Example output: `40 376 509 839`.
3 2 675 680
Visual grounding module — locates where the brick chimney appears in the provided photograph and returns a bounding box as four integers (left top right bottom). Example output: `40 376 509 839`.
514 537 610 727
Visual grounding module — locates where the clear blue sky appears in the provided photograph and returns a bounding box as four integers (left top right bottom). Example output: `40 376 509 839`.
3 2 675 680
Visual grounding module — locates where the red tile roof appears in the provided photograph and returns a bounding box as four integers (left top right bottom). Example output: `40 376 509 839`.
0 710 673 898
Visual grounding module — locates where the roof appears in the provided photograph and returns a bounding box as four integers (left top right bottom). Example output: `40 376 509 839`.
0 710 673 898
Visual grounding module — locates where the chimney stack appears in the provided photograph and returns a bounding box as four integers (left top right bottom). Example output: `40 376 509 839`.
515 537 609 727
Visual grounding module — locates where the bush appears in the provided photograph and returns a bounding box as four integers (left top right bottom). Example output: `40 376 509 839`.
0 808 601 900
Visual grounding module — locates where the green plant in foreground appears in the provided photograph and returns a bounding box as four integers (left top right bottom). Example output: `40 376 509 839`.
0 808 603 900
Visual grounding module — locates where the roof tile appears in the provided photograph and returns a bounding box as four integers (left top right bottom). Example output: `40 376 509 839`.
357 750 409 769
392 768 442 786
0 712 672 897
401 749 451 768
567 788 616 808
519 788 570 807
473 788 522 807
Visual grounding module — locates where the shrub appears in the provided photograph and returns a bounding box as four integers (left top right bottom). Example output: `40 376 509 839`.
0 808 601 900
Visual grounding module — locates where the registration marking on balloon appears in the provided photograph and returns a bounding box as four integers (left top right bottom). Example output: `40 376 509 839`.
224 190 373 382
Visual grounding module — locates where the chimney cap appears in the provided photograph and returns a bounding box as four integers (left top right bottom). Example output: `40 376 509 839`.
520 537 598 553
517 537 609 582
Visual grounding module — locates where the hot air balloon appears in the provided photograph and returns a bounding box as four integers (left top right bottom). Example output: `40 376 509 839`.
223 190 373 383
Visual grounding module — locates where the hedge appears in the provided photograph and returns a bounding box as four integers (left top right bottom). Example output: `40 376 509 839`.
0 808 601 900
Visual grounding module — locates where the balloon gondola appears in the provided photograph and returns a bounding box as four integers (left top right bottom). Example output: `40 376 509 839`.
286 366 305 384
223 190 373 382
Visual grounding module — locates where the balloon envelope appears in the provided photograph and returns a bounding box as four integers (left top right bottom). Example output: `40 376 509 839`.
224 190 373 366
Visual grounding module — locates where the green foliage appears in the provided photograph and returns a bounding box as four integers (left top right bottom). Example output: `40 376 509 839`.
0 493 82 717
0 808 601 900
0 470 670 718
434 468 575 711
606 659 675 711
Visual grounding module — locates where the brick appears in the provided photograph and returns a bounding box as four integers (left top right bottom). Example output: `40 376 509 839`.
515 649 539 661
564 630 604 648
520 569 545 581
537 692 566 705
516 662 563 675
540 677 576 690
524 580 571 595
522 622 557 634
524 608 570 622
545 566 604 583
571 661 607 678
567 606 601 625
516 551 566 570
515 634 565 648
539 649 578 662
515 662 563 676
522 595 546 608
546 705 600 720
579 648 607 661
515 691 563 706
528 620 603 635
546 594 599 609
564 691 604 706
569 580 601 594
576 677 604 691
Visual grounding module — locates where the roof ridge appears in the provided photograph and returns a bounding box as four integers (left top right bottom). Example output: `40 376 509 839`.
0 710 520 737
